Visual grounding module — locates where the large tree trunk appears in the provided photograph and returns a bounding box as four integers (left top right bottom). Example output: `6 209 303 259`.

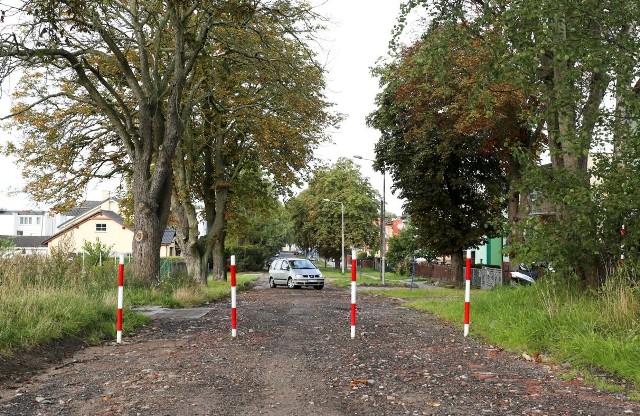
130 83 183 284
172 140 209 284
540 17 609 287
208 187 230 281
450 250 464 288
172 189 208 284
131 168 173 285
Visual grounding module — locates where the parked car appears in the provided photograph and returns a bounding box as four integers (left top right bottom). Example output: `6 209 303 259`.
265 254 279 270
268 258 324 290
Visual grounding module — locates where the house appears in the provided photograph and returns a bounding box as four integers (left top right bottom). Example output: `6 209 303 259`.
42 196 177 257
0 235 49 255
473 237 508 267
0 209 56 236
43 209 133 255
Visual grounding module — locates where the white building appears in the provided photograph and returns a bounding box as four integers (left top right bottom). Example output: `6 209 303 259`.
0 209 56 236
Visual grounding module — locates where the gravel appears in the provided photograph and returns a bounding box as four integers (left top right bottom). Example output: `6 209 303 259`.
1 275 639 415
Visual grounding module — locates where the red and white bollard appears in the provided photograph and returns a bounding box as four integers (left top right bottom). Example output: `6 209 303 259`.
464 250 471 337
116 254 124 344
351 249 357 339
231 255 237 338
621 225 625 264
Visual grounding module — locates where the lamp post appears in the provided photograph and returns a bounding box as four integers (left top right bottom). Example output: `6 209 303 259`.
353 155 385 285
322 198 345 274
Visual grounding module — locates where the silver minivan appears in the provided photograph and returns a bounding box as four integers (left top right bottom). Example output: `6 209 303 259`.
268 258 324 290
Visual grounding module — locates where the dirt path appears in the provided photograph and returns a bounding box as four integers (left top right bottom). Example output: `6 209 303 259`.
1 276 639 415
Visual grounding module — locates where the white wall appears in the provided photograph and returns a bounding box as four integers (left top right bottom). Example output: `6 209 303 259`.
0 212 16 235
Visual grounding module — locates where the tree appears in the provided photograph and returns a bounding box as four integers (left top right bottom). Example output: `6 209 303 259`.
171 5 337 282
288 158 379 269
386 222 436 275
81 239 113 267
0 237 14 257
0 1 225 284
369 25 534 286
394 1 640 286
225 172 293 271
1 1 332 285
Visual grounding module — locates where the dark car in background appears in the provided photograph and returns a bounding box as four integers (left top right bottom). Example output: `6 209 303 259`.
265 254 279 270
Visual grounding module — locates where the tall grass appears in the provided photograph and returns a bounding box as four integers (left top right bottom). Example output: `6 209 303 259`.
366 270 640 390
0 254 258 357
0 254 128 356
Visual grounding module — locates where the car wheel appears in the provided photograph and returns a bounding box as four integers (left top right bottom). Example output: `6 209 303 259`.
314 285 324 290
287 278 296 289
269 277 276 288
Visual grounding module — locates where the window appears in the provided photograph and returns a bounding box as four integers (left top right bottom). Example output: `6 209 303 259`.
96 223 107 232
19 216 32 225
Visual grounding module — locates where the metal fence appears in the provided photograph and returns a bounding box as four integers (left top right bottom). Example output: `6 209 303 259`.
414 261 503 290
465 266 503 290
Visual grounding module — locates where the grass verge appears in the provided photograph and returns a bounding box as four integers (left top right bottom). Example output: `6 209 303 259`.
320 266 409 287
364 279 640 394
0 254 259 357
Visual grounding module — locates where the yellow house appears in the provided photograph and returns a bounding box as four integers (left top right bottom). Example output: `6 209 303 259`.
43 202 177 257
44 210 134 255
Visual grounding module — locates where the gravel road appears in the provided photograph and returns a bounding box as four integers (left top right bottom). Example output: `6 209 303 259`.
1 275 639 415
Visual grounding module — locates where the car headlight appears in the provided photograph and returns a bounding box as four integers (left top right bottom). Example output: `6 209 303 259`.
318 273 323 278
295 274 304 279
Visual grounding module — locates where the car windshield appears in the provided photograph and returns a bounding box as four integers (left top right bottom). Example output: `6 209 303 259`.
289 259 316 269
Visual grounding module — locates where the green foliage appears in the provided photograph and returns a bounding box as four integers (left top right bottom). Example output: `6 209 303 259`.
225 245 266 272
0 237 14 256
225 175 292 265
368 20 539 280
288 158 380 264
390 0 640 287
81 239 114 267
386 222 436 273
356 251 371 260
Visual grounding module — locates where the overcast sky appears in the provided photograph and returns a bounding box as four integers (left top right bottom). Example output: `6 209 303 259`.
0 1 417 214
311 0 410 216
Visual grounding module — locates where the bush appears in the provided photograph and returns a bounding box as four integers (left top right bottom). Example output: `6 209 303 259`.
357 251 372 260
226 245 266 272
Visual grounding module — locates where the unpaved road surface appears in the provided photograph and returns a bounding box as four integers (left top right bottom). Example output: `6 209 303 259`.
1 276 639 415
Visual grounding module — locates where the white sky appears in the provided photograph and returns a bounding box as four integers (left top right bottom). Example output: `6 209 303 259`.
0 1 417 215
311 0 416 216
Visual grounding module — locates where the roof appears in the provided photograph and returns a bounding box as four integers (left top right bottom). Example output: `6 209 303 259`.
41 211 175 247
43 210 132 244
57 197 121 230
62 200 103 218
0 209 47 216
0 235 50 248
161 229 176 245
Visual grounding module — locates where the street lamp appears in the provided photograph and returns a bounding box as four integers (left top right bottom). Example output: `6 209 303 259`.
353 155 385 285
322 198 345 274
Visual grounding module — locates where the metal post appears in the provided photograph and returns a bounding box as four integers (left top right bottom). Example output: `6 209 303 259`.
341 202 345 274
410 256 415 291
352 155 385 284
381 169 386 285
